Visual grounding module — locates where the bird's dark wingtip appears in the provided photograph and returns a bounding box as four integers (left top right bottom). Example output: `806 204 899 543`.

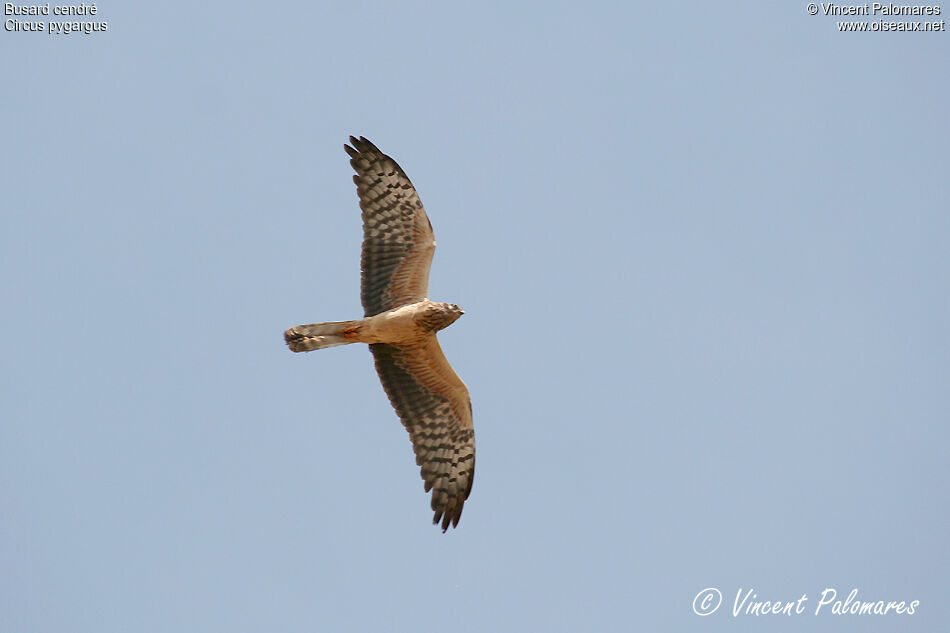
346 135 382 156
433 505 463 533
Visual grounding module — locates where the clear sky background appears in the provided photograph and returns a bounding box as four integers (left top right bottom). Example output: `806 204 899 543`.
2 3 947 632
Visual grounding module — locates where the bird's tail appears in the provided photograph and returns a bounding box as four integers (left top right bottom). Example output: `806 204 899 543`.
284 320 364 352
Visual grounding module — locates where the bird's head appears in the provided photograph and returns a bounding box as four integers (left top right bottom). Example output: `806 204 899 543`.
422 302 464 332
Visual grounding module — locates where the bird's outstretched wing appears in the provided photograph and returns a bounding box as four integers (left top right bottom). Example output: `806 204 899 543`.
370 338 475 531
346 137 436 317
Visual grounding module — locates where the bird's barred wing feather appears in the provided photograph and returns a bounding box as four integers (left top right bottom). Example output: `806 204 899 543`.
345 137 435 317
370 338 474 531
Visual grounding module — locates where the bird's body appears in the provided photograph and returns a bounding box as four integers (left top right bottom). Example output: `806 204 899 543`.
285 300 463 350
284 137 474 531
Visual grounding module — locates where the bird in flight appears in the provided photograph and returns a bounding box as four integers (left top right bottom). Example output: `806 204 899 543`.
284 136 474 531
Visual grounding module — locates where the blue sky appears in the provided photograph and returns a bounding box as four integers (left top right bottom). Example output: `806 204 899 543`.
2 3 947 632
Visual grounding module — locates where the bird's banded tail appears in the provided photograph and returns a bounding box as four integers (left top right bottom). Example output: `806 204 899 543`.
284 320 364 352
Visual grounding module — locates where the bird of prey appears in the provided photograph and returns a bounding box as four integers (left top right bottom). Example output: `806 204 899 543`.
284 136 474 531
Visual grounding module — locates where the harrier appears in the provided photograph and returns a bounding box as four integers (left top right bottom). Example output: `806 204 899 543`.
284 136 474 531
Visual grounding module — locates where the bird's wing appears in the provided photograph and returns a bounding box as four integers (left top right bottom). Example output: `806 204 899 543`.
346 136 436 317
369 337 474 531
